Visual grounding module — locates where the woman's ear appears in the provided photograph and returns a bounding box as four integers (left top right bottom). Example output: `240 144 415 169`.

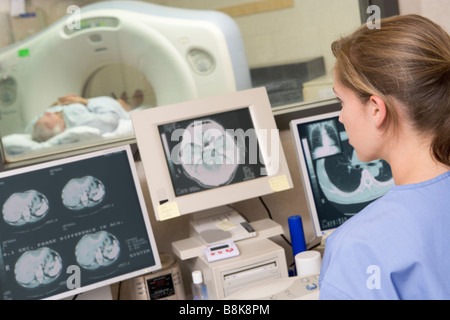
369 95 387 129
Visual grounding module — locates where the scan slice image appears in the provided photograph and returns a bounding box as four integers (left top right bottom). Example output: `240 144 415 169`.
75 231 120 270
316 142 393 206
178 119 240 188
14 247 63 288
307 120 342 160
2 190 49 226
159 108 266 197
62 176 106 210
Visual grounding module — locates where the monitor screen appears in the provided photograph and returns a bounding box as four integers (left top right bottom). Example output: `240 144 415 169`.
158 107 267 197
0 145 161 300
131 87 293 220
290 111 394 238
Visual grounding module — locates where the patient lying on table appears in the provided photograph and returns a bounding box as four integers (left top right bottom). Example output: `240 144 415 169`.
31 92 143 142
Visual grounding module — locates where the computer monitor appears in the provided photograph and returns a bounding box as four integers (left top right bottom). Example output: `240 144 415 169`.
290 110 394 238
131 87 293 224
0 145 161 300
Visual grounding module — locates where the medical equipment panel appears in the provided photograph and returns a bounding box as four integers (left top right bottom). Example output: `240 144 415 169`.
63 17 120 35
203 240 240 262
186 238 288 300
120 253 185 300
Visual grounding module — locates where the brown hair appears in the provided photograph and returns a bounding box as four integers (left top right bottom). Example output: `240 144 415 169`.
332 14 450 166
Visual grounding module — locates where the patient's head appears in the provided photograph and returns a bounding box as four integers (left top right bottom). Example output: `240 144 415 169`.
32 112 66 142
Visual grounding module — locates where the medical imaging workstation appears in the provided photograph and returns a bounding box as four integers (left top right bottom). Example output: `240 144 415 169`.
0 0 395 300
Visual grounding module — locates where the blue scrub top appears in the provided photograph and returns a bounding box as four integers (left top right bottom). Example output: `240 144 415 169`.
319 171 450 300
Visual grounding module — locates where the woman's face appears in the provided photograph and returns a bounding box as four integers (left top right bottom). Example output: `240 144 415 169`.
334 81 380 163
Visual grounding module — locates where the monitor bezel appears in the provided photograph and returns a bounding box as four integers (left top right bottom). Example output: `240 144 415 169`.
0 145 161 300
290 110 342 238
131 87 293 220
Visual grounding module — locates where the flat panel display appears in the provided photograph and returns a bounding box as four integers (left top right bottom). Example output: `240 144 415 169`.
0 145 161 300
291 111 394 237
131 87 293 220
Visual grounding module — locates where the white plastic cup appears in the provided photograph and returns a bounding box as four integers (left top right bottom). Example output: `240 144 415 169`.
295 250 322 277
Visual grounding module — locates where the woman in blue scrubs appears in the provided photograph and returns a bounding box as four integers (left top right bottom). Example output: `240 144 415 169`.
319 14 450 299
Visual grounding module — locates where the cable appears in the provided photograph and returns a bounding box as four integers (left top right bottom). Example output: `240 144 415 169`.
260 197 320 250
258 197 292 247
259 197 295 268
117 281 122 300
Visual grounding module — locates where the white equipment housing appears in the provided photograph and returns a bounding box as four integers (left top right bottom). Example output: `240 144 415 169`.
0 1 251 139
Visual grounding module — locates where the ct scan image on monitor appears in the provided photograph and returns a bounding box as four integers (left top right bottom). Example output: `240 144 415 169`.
0 145 161 300
290 111 394 238
158 107 267 197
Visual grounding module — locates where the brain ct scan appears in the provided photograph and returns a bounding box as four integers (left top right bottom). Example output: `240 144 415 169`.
75 231 120 270
178 119 240 188
2 190 49 226
62 176 106 210
14 247 62 288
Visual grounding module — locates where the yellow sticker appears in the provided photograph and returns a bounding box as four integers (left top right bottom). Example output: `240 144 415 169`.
269 175 291 192
157 202 181 221
215 219 236 231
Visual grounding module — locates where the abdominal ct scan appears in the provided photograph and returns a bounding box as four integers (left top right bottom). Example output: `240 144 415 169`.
2 190 49 226
14 247 63 289
0 150 159 300
75 231 120 270
62 176 106 210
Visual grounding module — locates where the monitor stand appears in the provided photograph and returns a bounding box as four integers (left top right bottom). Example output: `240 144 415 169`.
190 206 257 244
63 285 113 300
